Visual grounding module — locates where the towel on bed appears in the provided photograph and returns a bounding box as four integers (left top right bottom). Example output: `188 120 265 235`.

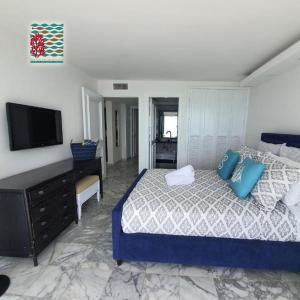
165 165 195 186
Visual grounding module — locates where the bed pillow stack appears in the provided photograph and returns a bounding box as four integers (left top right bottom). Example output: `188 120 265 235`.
275 156 300 206
280 144 300 163
216 147 265 199
217 150 240 180
237 145 264 163
229 158 265 199
257 141 282 155
251 153 300 210
220 143 300 210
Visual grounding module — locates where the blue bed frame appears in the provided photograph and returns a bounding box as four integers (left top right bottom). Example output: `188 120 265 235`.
112 133 300 271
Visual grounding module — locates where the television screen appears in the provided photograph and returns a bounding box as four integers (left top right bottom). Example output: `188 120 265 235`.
6 102 63 151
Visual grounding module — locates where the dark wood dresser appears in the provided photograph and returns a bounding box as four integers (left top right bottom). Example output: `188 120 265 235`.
0 157 102 266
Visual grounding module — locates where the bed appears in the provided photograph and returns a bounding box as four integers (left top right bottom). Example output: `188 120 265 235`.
112 133 300 271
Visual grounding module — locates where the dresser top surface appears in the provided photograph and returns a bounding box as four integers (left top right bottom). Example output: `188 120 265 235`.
0 158 100 192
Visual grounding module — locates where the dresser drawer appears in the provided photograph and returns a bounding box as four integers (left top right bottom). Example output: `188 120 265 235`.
61 212 74 227
57 188 75 203
58 197 75 215
28 174 74 207
32 215 54 235
31 200 55 222
53 174 74 189
35 227 54 250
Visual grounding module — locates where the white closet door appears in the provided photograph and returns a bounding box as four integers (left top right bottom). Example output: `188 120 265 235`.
188 88 248 169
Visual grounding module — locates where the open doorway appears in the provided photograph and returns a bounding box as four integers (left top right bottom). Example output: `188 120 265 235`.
149 97 179 169
103 97 139 167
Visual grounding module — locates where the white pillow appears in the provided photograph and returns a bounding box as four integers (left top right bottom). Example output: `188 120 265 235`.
280 144 300 163
284 182 300 207
269 153 300 207
269 153 300 168
251 153 300 211
257 141 282 155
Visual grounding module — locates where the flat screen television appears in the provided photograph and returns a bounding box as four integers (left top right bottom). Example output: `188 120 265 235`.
6 102 63 151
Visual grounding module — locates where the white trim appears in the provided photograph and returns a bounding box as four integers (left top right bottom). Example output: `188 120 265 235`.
188 86 249 91
81 87 87 138
240 40 300 87
81 87 107 178
86 95 91 138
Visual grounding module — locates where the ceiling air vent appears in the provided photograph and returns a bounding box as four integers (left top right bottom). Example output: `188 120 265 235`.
113 83 128 90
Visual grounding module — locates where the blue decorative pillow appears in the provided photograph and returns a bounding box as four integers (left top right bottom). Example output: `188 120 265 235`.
229 158 265 199
217 150 240 180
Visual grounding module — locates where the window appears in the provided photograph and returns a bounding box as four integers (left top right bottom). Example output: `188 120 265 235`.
162 112 178 138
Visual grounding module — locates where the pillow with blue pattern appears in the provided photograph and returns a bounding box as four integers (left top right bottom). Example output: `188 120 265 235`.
217 150 240 180
229 158 265 199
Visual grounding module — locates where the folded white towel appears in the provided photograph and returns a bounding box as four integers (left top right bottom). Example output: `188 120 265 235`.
165 165 195 186
165 174 195 186
165 165 194 179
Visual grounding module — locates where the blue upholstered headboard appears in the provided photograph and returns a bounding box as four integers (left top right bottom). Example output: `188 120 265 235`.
261 133 300 148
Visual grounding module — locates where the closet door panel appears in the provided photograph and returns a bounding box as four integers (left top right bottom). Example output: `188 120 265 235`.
215 90 232 163
229 90 248 150
188 88 248 169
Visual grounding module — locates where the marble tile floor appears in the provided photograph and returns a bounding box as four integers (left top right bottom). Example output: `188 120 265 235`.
1 158 300 299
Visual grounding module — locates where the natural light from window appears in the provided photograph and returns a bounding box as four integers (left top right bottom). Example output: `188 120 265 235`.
163 115 178 138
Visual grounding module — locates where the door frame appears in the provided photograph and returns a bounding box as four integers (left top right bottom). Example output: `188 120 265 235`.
81 87 107 178
129 105 138 158
148 97 179 169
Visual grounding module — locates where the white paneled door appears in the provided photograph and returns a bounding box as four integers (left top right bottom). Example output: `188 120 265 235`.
187 88 249 169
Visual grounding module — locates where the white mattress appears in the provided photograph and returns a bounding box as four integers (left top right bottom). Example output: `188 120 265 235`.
121 169 298 242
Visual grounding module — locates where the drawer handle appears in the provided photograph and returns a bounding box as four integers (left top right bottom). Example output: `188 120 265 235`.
62 193 69 198
41 221 47 226
38 190 45 196
42 234 48 239
61 179 67 184
63 205 68 209
39 207 46 212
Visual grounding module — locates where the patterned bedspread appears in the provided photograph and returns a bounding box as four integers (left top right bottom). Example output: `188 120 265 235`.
121 169 297 242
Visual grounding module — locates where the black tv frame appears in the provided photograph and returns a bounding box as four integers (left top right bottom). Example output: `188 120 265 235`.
6 102 63 151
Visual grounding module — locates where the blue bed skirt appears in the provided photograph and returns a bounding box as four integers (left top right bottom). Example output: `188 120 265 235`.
112 169 300 271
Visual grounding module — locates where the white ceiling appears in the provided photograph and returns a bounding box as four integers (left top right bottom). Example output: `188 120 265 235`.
1 0 300 81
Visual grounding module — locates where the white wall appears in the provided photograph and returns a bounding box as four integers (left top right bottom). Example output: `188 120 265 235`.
98 80 240 172
0 29 97 179
246 65 300 147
